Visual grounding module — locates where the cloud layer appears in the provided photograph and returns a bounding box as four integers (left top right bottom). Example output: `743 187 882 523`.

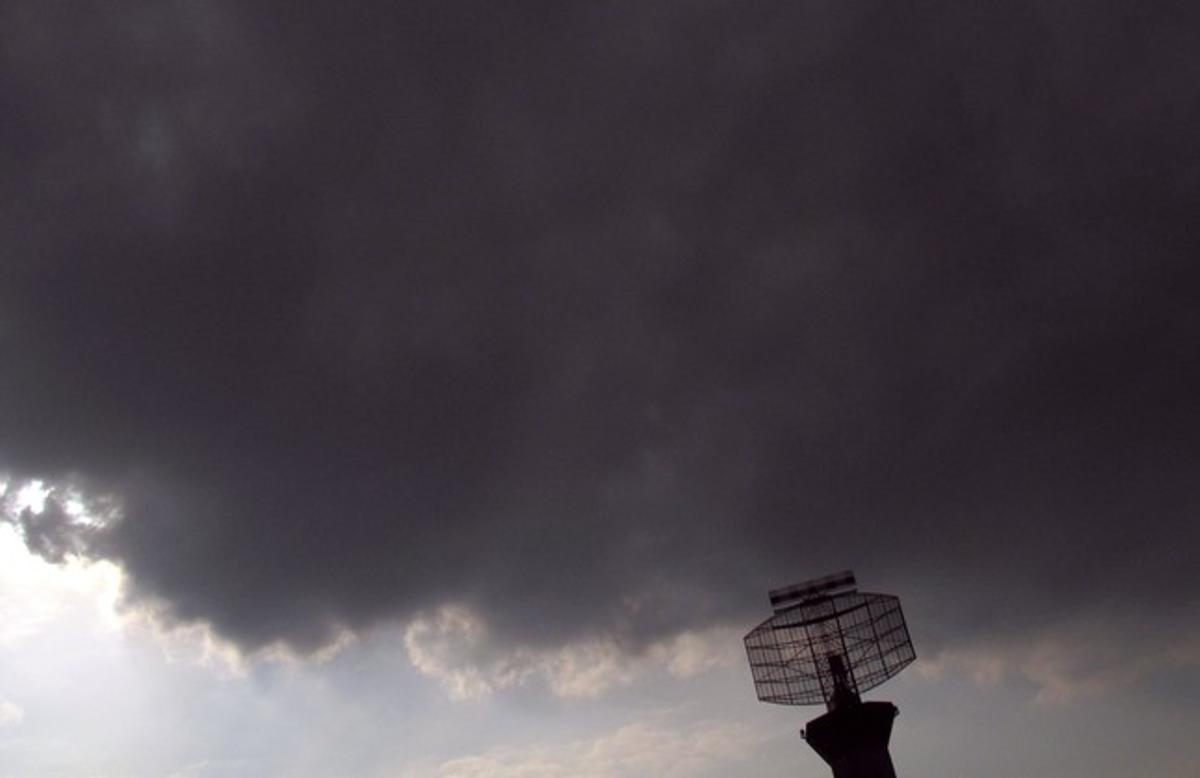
3 1 1199 678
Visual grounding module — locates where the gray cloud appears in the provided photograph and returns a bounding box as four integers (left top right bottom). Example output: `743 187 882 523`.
7 500 87 564
2 0 1198 666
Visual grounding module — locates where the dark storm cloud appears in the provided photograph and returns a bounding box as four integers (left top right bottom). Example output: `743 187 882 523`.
8 499 86 564
2 0 1198 658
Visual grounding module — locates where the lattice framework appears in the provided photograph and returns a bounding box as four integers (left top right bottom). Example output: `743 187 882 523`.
745 590 915 707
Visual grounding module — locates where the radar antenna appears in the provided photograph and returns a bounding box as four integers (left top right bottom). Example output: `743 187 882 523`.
745 570 916 778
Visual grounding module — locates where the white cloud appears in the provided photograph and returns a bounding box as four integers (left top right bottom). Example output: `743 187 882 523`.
0 699 25 727
403 605 742 701
650 629 743 679
13 480 50 514
410 717 766 778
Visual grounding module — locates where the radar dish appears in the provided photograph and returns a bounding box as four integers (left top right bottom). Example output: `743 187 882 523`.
744 570 915 708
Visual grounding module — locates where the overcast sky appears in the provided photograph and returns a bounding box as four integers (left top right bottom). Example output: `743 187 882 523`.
2 2 1198 776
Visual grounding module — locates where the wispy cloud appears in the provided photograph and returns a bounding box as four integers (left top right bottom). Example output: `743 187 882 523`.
409 716 768 778
404 605 741 700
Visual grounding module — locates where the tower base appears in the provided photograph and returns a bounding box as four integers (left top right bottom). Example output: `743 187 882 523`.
803 701 898 778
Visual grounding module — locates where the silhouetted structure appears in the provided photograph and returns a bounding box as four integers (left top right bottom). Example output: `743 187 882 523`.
745 571 915 778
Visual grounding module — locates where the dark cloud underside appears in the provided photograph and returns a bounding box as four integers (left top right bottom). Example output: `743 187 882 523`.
2 1 1198 655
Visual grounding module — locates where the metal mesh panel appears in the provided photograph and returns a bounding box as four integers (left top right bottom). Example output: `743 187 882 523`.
744 591 915 706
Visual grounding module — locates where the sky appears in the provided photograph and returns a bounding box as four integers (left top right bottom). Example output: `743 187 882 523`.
1 1 1198 776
